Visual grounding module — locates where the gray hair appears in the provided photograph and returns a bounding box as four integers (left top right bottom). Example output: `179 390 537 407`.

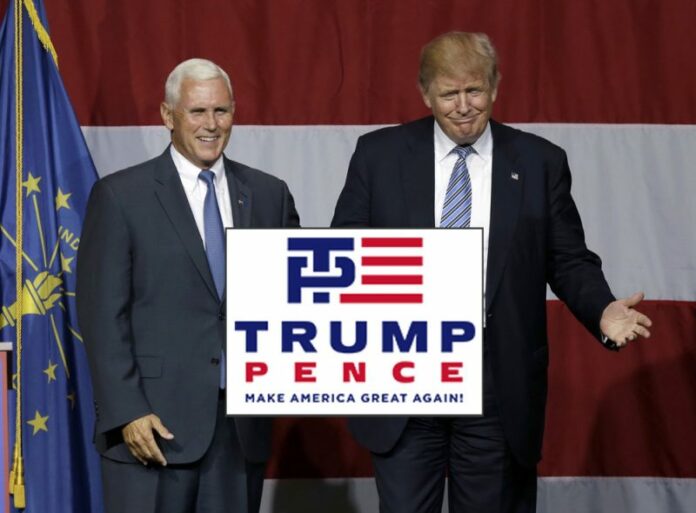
164 58 233 105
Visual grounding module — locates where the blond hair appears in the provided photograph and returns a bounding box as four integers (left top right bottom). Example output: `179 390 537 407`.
419 32 500 92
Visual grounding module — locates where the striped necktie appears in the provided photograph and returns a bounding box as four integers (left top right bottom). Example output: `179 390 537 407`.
440 145 475 228
199 169 226 388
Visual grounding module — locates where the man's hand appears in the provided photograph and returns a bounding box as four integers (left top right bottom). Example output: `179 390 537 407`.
122 414 174 466
600 292 653 348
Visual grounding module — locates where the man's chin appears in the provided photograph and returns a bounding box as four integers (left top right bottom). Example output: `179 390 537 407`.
195 151 223 167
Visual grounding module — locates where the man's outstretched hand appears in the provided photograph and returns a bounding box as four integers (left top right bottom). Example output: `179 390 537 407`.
600 292 653 348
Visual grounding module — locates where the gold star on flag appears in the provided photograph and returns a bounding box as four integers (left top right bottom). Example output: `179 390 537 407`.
23 172 42 197
60 253 75 274
67 391 76 410
55 188 72 210
27 410 49 435
43 360 58 382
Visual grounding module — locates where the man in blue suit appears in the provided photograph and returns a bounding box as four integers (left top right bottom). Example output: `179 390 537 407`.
332 32 652 513
77 59 299 513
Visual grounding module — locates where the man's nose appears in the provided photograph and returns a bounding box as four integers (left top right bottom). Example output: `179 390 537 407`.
455 93 469 113
203 111 217 130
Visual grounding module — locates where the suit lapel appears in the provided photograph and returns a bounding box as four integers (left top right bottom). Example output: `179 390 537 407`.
401 117 436 227
400 117 521 311
153 149 219 300
486 121 523 311
225 159 252 228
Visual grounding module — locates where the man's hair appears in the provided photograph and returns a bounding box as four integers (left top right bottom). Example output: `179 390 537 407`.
419 32 500 92
164 58 233 105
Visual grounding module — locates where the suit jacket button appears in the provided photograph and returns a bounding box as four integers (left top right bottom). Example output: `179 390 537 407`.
211 358 220 366
218 312 225 321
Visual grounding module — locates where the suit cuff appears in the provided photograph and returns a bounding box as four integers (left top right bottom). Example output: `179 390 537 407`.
600 333 621 351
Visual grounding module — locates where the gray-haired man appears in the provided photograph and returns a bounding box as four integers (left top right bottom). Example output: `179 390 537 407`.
77 58 299 513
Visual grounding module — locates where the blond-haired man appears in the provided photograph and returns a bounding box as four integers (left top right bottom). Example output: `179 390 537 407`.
332 32 651 513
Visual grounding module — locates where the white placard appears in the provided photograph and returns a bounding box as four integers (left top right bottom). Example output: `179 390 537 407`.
226 229 483 416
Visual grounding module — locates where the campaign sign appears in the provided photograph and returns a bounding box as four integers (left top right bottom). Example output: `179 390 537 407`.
226 229 483 416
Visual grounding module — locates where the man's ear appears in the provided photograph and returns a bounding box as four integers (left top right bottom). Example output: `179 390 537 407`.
491 74 500 102
160 102 174 130
420 85 433 109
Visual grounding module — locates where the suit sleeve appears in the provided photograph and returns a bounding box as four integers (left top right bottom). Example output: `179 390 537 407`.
331 136 372 227
76 179 152 435
545 149 616 341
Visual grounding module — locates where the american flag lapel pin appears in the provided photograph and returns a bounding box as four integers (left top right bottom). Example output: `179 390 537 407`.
511 171 519 180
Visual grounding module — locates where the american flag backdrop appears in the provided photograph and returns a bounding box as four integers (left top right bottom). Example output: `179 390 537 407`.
3 0 694 511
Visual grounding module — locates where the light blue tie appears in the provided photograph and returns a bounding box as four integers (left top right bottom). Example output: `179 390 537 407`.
199 170 226 388
441 145 475 228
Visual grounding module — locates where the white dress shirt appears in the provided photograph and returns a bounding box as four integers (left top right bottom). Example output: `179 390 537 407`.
170 145 234 246
433 121 493 294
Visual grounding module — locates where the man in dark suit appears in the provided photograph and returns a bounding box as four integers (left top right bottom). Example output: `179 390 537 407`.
77 58 299 513
331 32 652 513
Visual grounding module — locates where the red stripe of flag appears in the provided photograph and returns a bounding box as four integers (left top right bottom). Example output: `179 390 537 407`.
361 237 423 247
362 275 423 285
340 293 423 303
362 256 422 266
268 301 696 479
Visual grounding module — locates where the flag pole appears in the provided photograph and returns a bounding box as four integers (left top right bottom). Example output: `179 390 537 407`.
9 0 26 507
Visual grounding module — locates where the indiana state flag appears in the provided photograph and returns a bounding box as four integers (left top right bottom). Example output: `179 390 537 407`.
0 1 103 511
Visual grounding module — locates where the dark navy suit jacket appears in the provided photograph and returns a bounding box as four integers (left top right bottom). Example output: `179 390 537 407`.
331 117 614 466
77 148 299 464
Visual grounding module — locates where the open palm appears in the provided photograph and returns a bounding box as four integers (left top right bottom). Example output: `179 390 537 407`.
600 292 653 347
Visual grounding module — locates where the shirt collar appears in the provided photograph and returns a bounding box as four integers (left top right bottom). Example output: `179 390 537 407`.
434 120 493 163
170 144 225 190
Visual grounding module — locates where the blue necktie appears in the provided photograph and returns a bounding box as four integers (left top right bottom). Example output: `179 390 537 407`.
199 170 226 388
441 145 475 228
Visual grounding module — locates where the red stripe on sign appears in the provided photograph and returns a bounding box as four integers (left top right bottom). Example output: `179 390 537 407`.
339 293 422 303
361 238 423 247
264 301 696 479
362 275 423 285
362 256 423 266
